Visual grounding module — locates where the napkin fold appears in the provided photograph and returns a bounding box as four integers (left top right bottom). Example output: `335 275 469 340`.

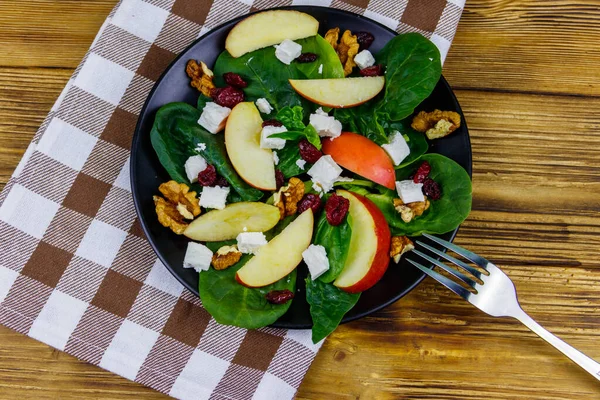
0 0 464 398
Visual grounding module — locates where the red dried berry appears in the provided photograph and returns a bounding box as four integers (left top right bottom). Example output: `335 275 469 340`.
210 87 222 98
275 170 285 190
359 65 384 77
296 52 318 63
356 31 375 50
297 193 322 215
422 178 441 200
266 289 295 304
215 176 229 187
298 139 322 164
325 193 350 226
198 164 217 186
212 86 245 108
413 161 431 183
223 72 248 88
262 119 283 128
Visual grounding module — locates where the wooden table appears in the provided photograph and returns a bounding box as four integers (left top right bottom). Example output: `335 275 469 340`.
1 1 599 399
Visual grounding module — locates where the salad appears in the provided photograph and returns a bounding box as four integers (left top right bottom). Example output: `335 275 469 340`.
150 10 472 343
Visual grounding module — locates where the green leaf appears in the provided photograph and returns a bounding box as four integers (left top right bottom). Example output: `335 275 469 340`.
294 34 345 80
306 278 360 343
196 94 212 111
270 124 322 150
313 212 352 283
150 102 263 201
276 106 306 131
276 140 304 178
366 154 472 236
383 120 429 168
334 101 388 145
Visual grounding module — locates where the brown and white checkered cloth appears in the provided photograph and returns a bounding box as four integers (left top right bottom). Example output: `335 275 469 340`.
0 0 463 398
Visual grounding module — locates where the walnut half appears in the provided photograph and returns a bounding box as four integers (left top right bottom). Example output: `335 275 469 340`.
273 177 305 220
212 245 242 270
154 181 201 235
393 197 430 223
186 60 215 98
411 110 461 140
324 27 360 76
390 236 415 263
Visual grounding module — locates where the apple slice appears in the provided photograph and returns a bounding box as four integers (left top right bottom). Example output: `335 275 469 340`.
289 76 385 108
236 209 314 288
225 102 276 191
322 132 396 189
225 10 319 58
184 202 280 242
334 190 391 293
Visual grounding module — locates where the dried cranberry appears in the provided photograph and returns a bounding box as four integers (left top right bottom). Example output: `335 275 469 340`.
275 170 285 190
210 87 222 98
198 164 217 186
212 86 245 108
215 176 229 187
297 194 322 214
325 193 350 226
262 119 283 128
266 289 295 304
222 72 248 88
356 31 375 50
296 52 318 63
422 178 441 200
298 139 322 163
359 65 384 77
413 161 431 184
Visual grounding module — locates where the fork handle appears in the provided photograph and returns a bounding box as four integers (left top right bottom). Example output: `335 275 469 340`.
514 308 600 380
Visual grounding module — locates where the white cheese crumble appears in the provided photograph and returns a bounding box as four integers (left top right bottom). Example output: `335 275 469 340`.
302 244 330 280
198 102 231 134
255 98 273 114
274 39 302 65
307 155 342 194
260 125 287 150
195 142 207 152
183 242 213 273
184 155 207 183
236 232 268 255
309 108 342 139
354 49 375 70
200 186 230 210
273 151 279 165
295 159 306 170
382 130 411 166
396 180 424 203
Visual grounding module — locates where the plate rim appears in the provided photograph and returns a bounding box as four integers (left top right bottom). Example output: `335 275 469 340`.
130 5 472 328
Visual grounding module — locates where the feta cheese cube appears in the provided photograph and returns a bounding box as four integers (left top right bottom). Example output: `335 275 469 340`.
198 102 231 134
260 125 287 150
274 39 302 65
382 130 411 166
184 155 207 183
354 49 375 70
236 232 268 255
302 244 330 280
307 155 342 193
200 186 230 210
295 159 306 170
309 110 342 139
273 151 279 165
255 98 273 114
396 180 424 203
183 242 213 273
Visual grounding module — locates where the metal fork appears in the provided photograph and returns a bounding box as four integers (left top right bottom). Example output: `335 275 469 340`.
408 233 600 381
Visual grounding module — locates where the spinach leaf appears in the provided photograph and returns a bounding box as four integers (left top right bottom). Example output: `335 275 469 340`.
271 125 321 150
276 140 304 178
366 154 472 236
383 120 428 168
196 94 212 111
199 256 296 329
334 102 388 145
294 34 344 80
150 102 263 201
313 212 352 283
276 106 306 130
306 278 360 343
376 33 442 121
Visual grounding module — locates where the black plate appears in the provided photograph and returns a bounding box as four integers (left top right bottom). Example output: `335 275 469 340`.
131 6 472 329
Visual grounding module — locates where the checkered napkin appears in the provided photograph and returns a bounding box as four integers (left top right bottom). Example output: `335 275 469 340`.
0 0 463 399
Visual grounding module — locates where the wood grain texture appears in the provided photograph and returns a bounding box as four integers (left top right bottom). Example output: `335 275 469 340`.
0 0 599 399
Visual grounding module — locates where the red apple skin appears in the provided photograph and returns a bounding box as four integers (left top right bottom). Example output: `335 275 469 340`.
322 132 396 190
336 190 391 293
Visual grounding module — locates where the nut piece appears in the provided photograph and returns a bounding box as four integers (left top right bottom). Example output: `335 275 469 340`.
323 27 360 76
186 60 216 98
393 197 430 223
211 245 242 270
273 177 305 219
154 196 189 235
159 180 201 218
390 236 415 263
411 110 461 140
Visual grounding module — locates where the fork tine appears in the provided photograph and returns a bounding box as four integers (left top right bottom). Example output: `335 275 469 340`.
407 259 472 300
422 233 491 270
412 249 479 288
415 241 483 279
